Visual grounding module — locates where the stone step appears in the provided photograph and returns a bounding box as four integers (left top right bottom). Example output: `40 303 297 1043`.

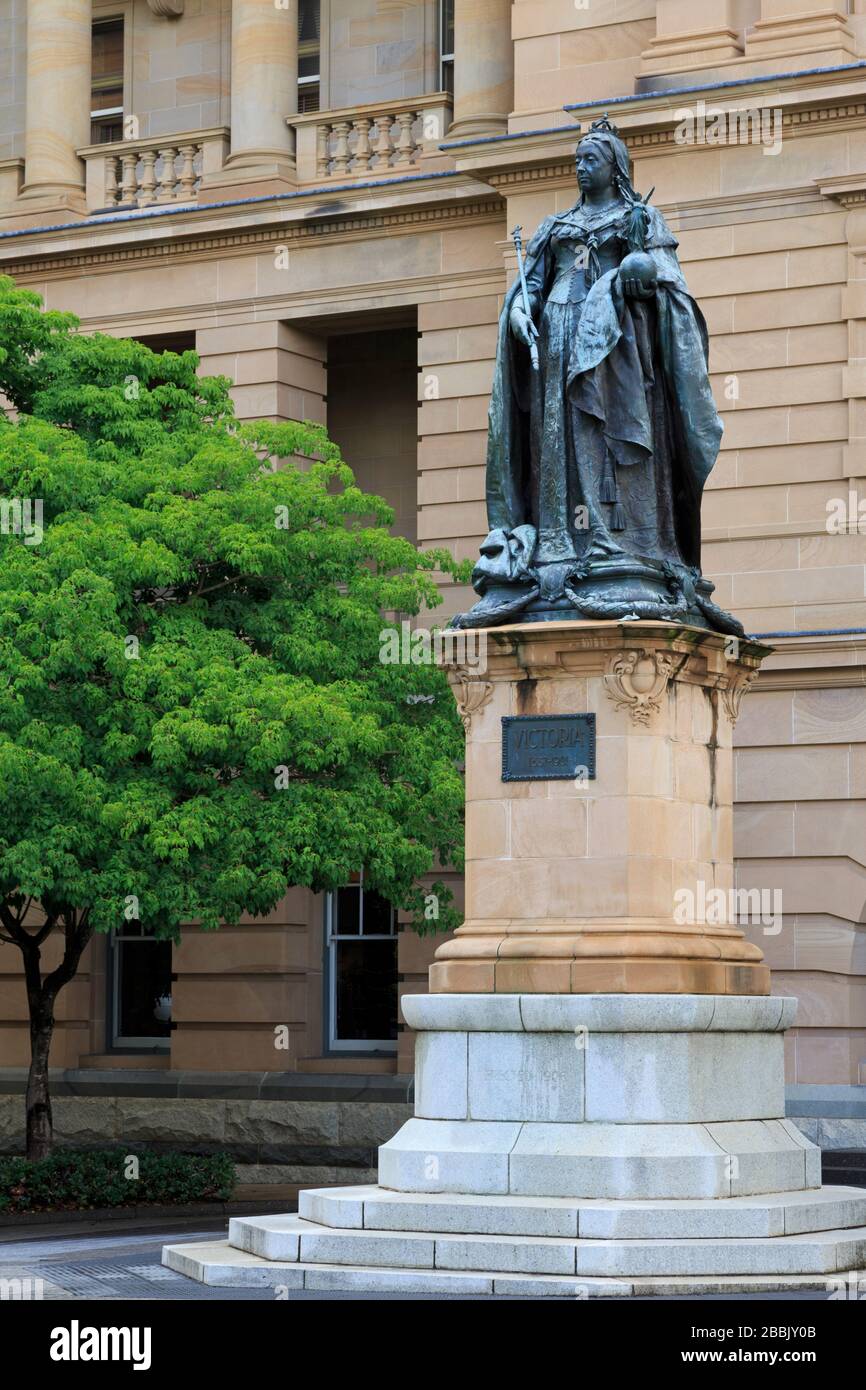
162 1240 629 1295
298 1183 866 1241
162 1239 866 1297
379 1116 820 1199
223 1211 866 1277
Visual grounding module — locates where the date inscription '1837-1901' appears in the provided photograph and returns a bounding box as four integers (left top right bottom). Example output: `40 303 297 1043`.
501 714 596 782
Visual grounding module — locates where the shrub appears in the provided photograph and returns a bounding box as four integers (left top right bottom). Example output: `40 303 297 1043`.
0 1149 235 1212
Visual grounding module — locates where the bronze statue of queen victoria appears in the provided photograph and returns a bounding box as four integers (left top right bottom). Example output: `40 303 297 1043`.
453 115 743 636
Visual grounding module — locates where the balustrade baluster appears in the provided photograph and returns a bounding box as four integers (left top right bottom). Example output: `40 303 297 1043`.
139 149 158 206
371 114 394 170
156 148 178 202
394 112 415 166
412 110 426 160
352 118 372 175
120 151 139 206
316 123 330 179
331 122 351 176
178 144 198 199
104 156 120 207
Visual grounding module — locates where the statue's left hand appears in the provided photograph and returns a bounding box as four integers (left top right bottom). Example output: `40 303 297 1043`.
618 250 657 300
621 276 657 300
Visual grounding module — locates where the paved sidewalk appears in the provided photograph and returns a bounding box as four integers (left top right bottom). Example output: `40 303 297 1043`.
0 1222 261 1300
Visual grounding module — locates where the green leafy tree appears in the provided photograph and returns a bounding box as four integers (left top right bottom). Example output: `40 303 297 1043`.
0 277 465 1159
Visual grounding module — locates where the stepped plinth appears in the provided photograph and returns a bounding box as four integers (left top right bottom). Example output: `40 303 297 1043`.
163 623 866 1296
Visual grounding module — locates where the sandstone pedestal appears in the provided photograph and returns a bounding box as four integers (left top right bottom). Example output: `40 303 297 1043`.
163 622 866 1295
434 620 770 997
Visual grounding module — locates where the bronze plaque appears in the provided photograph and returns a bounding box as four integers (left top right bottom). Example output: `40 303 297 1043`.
501 714 596 783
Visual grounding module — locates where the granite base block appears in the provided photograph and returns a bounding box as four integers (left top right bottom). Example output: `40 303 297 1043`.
163 995 866 1294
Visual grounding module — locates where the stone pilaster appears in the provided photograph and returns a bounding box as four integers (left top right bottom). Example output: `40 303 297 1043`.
640 0 745 76
432 621 771 996
201 0 298 198
819 176 866 535
744 0 856 65
16 0 91 221
449 0 514 140
196 321 327 426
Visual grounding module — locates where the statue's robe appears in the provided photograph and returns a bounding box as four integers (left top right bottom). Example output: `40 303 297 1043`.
486 203 723 573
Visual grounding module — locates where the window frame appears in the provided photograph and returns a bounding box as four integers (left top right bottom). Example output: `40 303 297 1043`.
439 0 454 95
90 9 129 145
298 0 323 114
324 873 398 1055
107 923 172 1054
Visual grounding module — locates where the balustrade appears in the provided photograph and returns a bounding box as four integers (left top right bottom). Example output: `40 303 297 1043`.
78 128 229 212
290 97 452 184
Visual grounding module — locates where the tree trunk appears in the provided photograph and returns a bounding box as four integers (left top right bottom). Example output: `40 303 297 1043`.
0 905 92 1160
26 1007 55 1160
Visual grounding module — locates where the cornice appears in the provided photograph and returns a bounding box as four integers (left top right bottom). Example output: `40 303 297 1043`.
486 162 574 191
757 667 866 690
0 197 503 278
486 174 825 229
6 77 866 270
625 99 866 156
453 81 866 187
753 632 866 688
818 173 866 208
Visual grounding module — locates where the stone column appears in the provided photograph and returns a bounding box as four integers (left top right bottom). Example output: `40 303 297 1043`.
449 0 514 140
19 0 91 216
432 620 771 995
744 0 855 65
640 0 745 76
206 0 298 195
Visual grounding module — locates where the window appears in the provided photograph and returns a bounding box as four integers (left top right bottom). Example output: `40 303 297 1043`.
132 330 197 356
299 0 321 114
91 17 125 144
440 0 454 95
325 873 398 1052
108 923 172 1051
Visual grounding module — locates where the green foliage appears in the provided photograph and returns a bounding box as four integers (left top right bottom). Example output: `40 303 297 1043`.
0 274 465 942
0 1149 236 1212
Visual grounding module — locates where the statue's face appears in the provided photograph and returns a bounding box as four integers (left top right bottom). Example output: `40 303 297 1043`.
575 141 614 195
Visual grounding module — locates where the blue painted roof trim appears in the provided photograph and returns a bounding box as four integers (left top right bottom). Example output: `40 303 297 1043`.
442 60 866 150
564 59 866 110
0 168 465 242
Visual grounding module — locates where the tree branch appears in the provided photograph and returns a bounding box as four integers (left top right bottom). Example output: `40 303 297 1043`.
0 902 58 949
42 910 93 1000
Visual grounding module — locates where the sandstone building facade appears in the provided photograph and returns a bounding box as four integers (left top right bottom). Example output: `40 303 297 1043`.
0 1 864 1139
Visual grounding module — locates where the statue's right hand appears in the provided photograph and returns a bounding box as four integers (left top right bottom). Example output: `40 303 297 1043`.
510 307 539 348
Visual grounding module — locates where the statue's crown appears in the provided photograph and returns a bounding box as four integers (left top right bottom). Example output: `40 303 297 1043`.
587 113 618 138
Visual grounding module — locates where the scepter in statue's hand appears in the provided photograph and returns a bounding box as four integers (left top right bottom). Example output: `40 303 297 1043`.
512 225 539 371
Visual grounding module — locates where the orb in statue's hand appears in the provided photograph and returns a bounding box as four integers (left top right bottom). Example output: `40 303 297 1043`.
619 250 657 300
